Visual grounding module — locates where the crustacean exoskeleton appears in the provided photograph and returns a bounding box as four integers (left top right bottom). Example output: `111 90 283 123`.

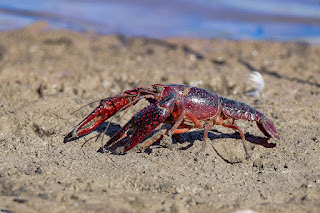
64 84 279 157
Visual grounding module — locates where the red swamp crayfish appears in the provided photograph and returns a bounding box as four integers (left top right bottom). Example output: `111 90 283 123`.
64 84 279 157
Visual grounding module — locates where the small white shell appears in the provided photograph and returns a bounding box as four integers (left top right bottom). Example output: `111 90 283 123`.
246 71 265 97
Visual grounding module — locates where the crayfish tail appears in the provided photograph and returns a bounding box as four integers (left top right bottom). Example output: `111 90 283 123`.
220 97 279 140
257 117 280 140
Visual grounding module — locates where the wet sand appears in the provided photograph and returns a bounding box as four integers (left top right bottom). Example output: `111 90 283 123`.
0 24 319 212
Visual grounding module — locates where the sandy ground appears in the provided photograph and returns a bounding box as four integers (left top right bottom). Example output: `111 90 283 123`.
0 24 319 212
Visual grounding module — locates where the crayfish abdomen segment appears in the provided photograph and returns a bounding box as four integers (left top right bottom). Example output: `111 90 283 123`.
219 97 257 121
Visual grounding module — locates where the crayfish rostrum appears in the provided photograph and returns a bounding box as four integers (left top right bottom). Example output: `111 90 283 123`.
64 84 279 156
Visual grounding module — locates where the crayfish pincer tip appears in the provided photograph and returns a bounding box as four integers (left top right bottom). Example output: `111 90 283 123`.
63 131 75 143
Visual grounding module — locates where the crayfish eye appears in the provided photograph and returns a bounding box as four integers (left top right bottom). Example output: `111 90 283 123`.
154 85 164 93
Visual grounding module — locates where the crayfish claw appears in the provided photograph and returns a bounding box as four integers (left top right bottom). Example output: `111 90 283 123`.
105 93 177 154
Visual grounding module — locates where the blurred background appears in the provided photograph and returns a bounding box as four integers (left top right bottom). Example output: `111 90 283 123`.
0 0 319 44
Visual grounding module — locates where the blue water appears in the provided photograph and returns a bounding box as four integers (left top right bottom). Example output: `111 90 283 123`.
0 0 319 44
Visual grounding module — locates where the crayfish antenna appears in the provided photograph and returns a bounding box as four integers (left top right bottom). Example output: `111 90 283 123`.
70 99 102 115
